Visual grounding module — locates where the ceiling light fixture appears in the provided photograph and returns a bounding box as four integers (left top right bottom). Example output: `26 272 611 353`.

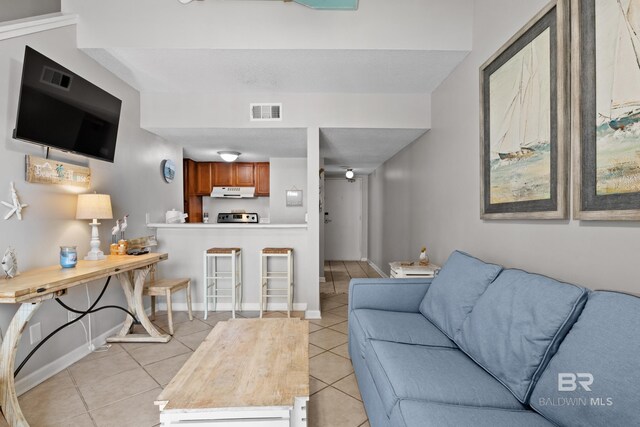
345 169 355 180
218 151 241 162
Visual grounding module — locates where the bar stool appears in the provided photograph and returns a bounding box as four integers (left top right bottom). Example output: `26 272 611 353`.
260 248 294 318
203 248 242 319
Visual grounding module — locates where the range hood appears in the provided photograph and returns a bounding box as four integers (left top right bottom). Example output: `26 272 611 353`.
211 187 256 198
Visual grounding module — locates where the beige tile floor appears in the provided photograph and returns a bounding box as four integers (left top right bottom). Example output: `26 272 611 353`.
8 261 378 427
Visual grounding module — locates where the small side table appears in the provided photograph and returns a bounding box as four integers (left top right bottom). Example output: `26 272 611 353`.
389 261 441 278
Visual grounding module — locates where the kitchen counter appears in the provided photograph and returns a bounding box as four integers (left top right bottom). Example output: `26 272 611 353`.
147 223 307 230
147 222 317 318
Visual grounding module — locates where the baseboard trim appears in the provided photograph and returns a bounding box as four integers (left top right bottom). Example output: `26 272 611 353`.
305 310 322 320
154 301 308 313
366 259 389 278
15 322 123 397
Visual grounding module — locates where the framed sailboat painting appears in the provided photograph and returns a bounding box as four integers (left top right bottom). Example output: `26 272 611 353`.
480 0 570 219
573 0 640 220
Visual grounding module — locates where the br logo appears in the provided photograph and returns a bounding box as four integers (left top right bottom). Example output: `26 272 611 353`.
558 373 593 392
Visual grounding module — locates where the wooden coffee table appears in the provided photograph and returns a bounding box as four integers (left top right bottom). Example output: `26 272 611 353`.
155 318 309 426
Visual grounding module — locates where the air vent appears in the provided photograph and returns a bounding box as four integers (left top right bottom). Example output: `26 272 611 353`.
40 66 72 91
250 103 282 121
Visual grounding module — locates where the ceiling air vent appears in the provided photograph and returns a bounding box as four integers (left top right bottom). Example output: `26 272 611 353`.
40 66 72 91
250 103 282 121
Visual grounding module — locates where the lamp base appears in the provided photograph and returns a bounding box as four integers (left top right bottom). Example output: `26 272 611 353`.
85 219 106 261
84 250 106 261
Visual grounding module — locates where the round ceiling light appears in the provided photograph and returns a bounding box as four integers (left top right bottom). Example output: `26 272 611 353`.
345 169 355 179
178 0 194 4
218 151 241 162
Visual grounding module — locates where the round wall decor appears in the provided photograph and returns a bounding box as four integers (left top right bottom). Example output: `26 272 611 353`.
161 159 176 183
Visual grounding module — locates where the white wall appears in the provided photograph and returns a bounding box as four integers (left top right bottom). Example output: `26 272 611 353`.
141 93 431 130
0 25 181 384
0 0 60 22
368 0 640 294
63 0 473 51
269 158 308 224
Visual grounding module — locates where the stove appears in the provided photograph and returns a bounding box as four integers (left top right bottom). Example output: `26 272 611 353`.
217 213 259 224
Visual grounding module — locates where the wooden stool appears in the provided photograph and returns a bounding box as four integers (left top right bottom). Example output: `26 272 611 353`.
144 277 193 336
260 248 294 318
204 248 243 319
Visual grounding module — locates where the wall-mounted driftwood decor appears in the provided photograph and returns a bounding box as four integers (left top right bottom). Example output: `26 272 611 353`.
25 155 91 188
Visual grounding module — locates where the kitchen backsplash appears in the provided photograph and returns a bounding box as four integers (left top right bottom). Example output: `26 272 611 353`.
202 197 270 222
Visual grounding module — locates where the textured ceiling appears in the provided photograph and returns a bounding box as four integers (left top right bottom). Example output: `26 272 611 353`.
85 48 468 94
321 128 428 175
150 127 308 162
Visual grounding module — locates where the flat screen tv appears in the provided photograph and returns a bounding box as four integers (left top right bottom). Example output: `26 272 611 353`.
13 46 122 163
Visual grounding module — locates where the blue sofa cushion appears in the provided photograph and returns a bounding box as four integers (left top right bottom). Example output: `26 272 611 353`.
530 291 640 427
349 309 456 359
419 251 503 339
390 400 555 427
365 340 524 417
455 269 588 404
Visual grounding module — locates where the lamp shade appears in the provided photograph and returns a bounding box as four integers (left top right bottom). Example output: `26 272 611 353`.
76 194 113 220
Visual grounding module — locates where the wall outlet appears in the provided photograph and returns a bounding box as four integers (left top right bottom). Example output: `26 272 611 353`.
29 323 42 345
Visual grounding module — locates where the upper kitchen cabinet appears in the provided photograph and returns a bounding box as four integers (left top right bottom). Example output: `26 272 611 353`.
212 162 234 187
255 163 270 196
196 162 212 195
234 163 255 187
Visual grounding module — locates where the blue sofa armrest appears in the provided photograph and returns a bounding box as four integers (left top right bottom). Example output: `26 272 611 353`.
348 278 433 313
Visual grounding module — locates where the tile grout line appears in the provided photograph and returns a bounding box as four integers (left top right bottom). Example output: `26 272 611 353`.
65 367 98 427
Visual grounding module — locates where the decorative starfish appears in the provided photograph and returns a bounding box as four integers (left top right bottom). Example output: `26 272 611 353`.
2 182 28 221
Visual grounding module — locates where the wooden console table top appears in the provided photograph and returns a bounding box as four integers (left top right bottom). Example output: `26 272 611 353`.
157 318 309 411
0 253 168 303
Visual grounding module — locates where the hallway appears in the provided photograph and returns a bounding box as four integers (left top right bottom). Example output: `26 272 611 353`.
321 261 381 295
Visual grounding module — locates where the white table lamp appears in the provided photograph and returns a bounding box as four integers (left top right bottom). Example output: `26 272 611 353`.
76 194 113 261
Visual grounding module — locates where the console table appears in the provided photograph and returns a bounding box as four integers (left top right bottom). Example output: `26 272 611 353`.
389 261 441 278
0 253 169 426
156 318 309 426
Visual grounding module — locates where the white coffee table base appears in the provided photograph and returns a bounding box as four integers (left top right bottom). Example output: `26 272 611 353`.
158 397 308 427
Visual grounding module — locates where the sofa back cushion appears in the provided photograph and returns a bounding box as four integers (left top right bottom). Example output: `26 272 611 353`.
419 251 503 339
455 269 588 403
530 291 640 426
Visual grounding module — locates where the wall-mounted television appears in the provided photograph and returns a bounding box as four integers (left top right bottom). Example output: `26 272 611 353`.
13 46 122 163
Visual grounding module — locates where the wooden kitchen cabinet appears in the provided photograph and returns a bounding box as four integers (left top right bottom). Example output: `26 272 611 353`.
184 159 197 197
255 162 270 196
185 196 203 223
234 163 255 187
195 162 212 195
212 162 234 186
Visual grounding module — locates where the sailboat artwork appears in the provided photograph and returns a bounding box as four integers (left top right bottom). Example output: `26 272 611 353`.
488 28 552 204
595 0 640 196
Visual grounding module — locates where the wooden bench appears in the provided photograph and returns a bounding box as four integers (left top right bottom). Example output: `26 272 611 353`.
144 277 193 335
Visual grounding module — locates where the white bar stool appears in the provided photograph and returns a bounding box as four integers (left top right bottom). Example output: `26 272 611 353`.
203 248 242 319
260 248 294 318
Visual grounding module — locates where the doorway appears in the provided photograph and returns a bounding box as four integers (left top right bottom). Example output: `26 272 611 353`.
324 177 365 261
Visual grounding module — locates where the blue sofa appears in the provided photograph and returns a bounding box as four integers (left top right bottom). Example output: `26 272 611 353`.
348 251 640 427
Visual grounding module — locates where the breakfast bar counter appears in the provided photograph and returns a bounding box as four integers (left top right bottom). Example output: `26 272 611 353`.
147 223 307 229
148 224 318 318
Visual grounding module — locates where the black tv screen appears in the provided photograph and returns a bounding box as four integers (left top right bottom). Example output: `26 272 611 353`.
14 46 122 163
